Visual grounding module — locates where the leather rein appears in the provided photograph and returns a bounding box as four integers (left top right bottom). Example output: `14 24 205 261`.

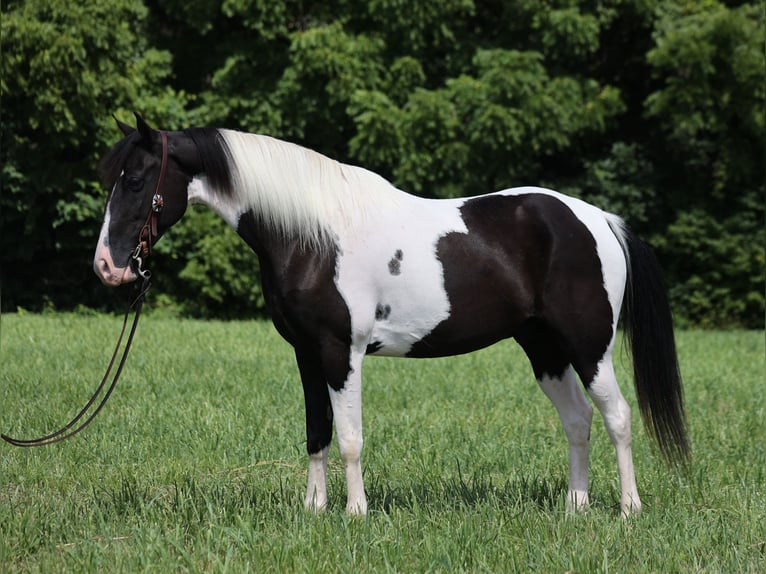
2 132 168 447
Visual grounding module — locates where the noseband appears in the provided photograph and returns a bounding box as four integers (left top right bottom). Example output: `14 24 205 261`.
1 132 169 447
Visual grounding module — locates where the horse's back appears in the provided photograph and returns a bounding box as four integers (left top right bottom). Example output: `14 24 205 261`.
409 190 620 359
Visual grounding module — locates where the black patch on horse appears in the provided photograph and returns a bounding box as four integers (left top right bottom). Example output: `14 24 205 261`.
184 128 234 195
408 194 613 385
237 208 354 454
99 131 141 190
366 341 384 354
236 209 354 393
375 304 391 320
388 249 403 275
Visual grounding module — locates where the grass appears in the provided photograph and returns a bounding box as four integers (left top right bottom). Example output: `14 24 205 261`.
0 312 764 572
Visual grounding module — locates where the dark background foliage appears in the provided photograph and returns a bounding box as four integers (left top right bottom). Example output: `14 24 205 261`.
1 0 763 327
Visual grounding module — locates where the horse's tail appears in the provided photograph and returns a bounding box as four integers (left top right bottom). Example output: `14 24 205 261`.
606 215 690 466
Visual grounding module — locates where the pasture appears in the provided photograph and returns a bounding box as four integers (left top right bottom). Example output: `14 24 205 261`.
1 313 764 572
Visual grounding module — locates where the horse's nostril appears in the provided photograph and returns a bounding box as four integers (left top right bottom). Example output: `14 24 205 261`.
94 258 113 283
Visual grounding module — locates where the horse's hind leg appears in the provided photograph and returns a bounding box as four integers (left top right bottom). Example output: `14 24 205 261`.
538 366 594 512
517 323 594 512
584 353 641 516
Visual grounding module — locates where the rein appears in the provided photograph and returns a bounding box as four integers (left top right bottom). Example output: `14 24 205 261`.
1 132 168 448
1 278 151 447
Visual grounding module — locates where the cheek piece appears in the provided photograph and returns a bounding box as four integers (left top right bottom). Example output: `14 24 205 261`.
131 130 168 279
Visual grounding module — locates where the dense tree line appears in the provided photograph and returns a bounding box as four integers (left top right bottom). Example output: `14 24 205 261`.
2 0 763 327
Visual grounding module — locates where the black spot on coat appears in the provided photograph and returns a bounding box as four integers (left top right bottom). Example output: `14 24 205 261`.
375 304 391 320
388 249 403 275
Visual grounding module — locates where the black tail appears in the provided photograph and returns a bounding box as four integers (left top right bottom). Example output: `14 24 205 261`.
609 218 690 466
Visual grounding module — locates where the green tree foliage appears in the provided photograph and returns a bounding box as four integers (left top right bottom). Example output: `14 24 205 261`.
349 48 624 197
643 2 765 327
1 0 763 327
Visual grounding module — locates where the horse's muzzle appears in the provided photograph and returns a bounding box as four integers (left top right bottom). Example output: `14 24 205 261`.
94 246 138 286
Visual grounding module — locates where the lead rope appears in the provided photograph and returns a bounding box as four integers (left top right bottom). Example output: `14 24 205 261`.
1 131 168 448
1 276 151 447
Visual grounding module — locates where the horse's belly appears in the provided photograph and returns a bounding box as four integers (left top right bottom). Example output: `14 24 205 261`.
367 314 448 357
368 319 511 358
364 270 456 357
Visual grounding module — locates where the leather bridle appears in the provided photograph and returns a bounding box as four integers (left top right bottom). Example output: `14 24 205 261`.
2 131 169 447
132 130 167 279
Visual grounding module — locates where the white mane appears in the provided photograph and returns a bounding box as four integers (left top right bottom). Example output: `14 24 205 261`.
219 130 405 248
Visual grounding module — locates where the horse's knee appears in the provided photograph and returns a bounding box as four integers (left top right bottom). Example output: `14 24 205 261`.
593 395 632 447
307 434 332 455
337 434 363 463
539 371 593 447
605 401 632 444
587 372 632 446
563 406 593 447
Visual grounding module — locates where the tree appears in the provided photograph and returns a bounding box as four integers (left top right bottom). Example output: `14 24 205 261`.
349 48 623 197
645 1 765 327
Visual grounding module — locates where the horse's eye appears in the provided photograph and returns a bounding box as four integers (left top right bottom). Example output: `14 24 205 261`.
125 176 144 192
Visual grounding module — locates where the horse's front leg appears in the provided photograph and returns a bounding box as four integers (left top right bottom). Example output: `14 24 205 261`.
326 347 367 515
295 349 333 512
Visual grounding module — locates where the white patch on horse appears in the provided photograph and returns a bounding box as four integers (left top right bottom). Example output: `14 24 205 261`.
334 195 469 357
96 200 112 248
537 367 593 512
187 175 244 228
95 173 122 250
304 446 329 512
93 174 138 286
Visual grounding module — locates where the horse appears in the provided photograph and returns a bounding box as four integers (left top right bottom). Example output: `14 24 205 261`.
94 114 689 517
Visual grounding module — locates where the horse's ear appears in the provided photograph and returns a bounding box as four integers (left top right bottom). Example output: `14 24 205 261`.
114 115 135 137
134 112 154 145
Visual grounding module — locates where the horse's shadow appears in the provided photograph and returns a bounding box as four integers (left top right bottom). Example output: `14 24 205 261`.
93 466 620 519
360 469 574 515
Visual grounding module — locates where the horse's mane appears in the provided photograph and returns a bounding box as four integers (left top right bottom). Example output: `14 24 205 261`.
184 127 234 195
213 129 404 248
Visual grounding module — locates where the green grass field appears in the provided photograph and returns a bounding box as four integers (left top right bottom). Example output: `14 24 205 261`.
1 313 764 572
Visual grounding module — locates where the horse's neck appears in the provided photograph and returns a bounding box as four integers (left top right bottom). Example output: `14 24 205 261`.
185 174 318 260
187 175 244 229
186 140 417 256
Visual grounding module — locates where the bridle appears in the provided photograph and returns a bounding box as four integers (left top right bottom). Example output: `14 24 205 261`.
132 130 167 279
2 131 169 447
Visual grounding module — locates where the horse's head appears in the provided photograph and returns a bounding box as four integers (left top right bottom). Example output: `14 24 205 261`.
94 114 194 286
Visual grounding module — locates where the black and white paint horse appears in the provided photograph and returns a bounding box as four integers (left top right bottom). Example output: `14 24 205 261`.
95 115 688 516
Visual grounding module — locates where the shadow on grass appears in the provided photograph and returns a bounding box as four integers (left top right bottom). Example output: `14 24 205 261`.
363 466 571 514
91 466 619 520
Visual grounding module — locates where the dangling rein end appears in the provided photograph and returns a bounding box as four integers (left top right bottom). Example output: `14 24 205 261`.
2 277 151 448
